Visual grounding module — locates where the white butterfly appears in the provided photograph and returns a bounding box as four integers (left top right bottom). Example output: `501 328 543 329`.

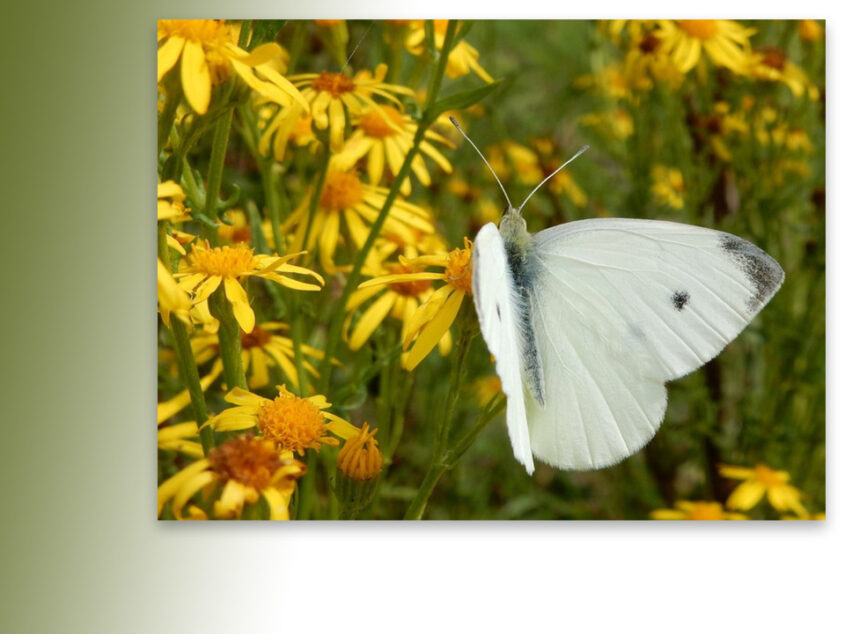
454 120 785 474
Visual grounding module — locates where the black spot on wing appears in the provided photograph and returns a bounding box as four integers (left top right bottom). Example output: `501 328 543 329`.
672 290 690 311
719 233 785 313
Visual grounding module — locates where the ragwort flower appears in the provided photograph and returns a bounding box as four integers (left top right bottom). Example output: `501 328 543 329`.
655 20 755 75
650 500 748 520
334 105 453 195
157 435 307 520
336 423 384 481
280 167 434 273
157 19 307 115
290 64 413 151
207 385 359 456
749 46 819 99
719 463 808 517
405 20 494 83
650 165 685 210
176 242 323 333
358 237 474 370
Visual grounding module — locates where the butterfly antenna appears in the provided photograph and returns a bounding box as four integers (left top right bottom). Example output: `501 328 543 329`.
516 144 590 214
342 22 373 72
449 116 513 209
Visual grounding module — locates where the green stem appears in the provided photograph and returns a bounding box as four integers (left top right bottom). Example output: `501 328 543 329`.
404 303 476 520
201 106 235 245
317 20 459 395
157 81 180 154
209 288 247 390
158 224 214 453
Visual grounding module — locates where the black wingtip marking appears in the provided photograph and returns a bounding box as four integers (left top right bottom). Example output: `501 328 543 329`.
672 290 690 311
719 234 785 313
495 303 501 318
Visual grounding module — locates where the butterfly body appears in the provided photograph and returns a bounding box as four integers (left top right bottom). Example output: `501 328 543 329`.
472 211 784 474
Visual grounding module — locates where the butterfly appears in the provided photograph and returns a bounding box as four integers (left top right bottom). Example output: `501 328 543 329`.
452 119 785 474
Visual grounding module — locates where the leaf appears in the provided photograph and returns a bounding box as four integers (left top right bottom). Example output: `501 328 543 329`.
424 80 502 124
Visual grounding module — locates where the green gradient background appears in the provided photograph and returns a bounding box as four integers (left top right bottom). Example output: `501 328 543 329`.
1 5 837 633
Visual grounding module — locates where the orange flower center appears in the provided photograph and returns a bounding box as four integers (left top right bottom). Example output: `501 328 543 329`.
444 240 473 294
757 46 786 71
257 392 334 455
241 326 272 349
387 263 432 297
638 33 661 54
678 20 719 40
686 502 725 520
359 106 406 139
158 19 232 45
208 436 282 490
336 423 383 481
312 71 356 97
189 243 256 277
315 20 342 27
753 465 785 487
319 171 365 212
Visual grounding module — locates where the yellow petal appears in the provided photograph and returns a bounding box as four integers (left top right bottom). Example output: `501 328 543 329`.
349 291 396 350
358 272 444 289
262 487 291 520
224 277 255 333
324 413 360 440
403 289 464 370
157 458 210 517
224 386 268 406
193 275 222 303
233 42 283 66
157 35 185 82
214 479 247 519
180 39 212 114
726 480 766 510
157 361 223 424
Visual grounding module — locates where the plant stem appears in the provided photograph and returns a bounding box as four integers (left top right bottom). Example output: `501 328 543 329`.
201 106 235 245
158 224 214 453
209 288 248 391
317 20 458 395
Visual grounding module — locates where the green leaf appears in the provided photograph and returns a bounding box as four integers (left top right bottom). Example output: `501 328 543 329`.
424 80 502 123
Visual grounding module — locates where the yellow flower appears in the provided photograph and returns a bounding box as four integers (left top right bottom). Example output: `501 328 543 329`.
472 375 502 407
157 258 192 328
406 20 494 83
280 168 434 273
719 463 808 516
749 46 819 99
336 423 384 481
334 105 454 195
158 421 204 459
157 435 307 520
579 108 634 141
358 237 474 370
290 64 413 151
655 20 755 75
622 28 684 90
190 321 326 391
207 384 360 455
574 65 633 101
258 104 319 160
157 181 196 255
157 19 307 115
650 165 685 210
216 208 251 244
799 20 823 42
650 500 748 520
345 257 442 352
531 140 588 207
176 242 323 333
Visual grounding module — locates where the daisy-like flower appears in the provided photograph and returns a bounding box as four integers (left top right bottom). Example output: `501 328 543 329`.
334 105 454 195
358 237 474 371
749 46 819 99
157 435 307 520
650 500 748 520
655 20 755 76
650 165 685 210
345 255 443 352
280 167 434 273
157 19 307 116
190 321 326 391
289 64 413 151
158 258 193 328
258 103 319 160
719 463 808 517
405 20 494 83
336 423 384 481
207 384 359 456
622 27 684 90
176 242 324 333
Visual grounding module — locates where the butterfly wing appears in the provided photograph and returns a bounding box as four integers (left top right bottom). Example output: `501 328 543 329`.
472 222 535 474
525 218 784 470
